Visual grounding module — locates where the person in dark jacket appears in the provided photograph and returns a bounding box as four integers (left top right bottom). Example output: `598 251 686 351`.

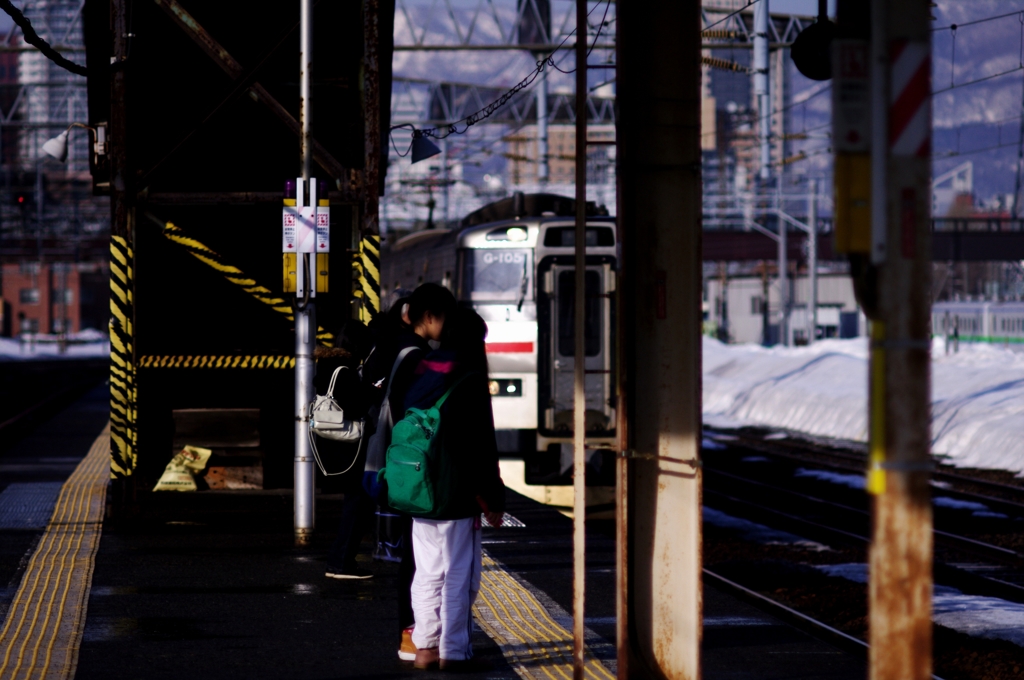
359 284 457 662
405 307 505 671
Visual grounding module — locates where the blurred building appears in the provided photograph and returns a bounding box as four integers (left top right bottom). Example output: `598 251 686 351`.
0 1 110 339
0 260 108 336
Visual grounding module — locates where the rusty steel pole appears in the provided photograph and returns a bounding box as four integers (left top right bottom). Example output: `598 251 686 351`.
866 0 934 678
616 1 703 677
363 0 381 238
572 0 587 677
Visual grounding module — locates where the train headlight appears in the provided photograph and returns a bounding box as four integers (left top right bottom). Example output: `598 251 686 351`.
506 227 528 241
488 378 523 397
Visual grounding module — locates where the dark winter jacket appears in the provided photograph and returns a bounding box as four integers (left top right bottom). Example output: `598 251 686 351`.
402 350 506 519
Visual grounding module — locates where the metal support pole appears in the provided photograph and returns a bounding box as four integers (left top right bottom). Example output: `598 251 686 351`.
753 0 771 180
537 65 549 184
866 1 933 679
617 1 702 677
778 187 788 346
808 179 818 345
572 1 587 676
294 0 316 545
441 137 449 226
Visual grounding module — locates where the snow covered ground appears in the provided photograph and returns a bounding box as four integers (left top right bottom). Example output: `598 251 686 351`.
0 329 109 361
819 563 1024 648
703 336 1024 476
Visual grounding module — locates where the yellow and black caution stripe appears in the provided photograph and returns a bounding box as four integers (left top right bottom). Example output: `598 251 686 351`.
0 426 109 679
138 355 296 369
147 214 334 345
109 235 137 479
474 553 615 680
354 234 381 324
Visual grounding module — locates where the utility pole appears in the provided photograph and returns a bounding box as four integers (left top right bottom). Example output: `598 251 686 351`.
293 0 317 545
753 0 771 181
572 0 587 676
808 179 818 344
868 0 933 677
537 67 549 185
834 0 933 677
617 1 702 677
777 184 788 345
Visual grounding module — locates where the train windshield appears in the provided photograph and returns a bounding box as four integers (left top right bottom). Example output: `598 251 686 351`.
462 249 532 302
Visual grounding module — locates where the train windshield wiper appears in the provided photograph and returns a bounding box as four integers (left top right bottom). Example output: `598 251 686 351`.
517 257 529 312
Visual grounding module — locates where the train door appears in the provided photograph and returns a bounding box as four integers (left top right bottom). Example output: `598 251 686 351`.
539 258 616 440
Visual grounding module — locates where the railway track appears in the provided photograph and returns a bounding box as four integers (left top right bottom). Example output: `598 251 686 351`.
701 426 1024 680
0 359 108 449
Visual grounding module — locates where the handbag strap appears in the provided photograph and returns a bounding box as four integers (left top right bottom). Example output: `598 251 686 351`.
326 366 348 398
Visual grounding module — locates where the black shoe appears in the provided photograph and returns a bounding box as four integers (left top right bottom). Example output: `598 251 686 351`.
325 566 373 580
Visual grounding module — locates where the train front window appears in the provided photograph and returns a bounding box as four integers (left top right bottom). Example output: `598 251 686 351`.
462 249 532 302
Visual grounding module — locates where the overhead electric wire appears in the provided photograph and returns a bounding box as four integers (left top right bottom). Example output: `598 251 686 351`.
413 0 612 141
933 64 1024 97
702 0 761 34
932 9 1024 33
0 0 87 76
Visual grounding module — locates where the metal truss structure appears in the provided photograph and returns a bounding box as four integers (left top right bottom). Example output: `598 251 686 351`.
394 0 615 51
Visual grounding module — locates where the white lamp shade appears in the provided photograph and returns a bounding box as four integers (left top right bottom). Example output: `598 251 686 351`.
42 129 70 162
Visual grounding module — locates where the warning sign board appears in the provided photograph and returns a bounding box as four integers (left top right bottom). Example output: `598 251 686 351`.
316 207 330 252
832 39 870 153
282 207 297 252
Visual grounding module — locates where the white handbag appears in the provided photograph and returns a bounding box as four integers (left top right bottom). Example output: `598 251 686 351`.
308 366 364 476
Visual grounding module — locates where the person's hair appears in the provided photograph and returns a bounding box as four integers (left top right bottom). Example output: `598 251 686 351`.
407 283 456 327
443 307 489 377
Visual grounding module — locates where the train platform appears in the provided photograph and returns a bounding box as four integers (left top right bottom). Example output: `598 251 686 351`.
1 390 867 679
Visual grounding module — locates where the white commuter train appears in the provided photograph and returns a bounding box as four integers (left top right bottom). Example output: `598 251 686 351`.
380 193 617 485
931 301 1024 344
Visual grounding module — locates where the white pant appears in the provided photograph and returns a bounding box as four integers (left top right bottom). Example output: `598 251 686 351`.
410 517 482 660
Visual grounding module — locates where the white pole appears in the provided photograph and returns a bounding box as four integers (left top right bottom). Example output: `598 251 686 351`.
753 0 771 181
808 179 818 345
537 66 549 184
778 183 788 345
294 0 316 545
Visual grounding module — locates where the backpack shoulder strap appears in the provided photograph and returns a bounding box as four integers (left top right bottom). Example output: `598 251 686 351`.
382 346 422 402
433 371 477 411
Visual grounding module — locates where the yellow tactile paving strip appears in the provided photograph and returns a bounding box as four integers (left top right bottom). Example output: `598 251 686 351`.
0 425 109 680
474 553 615 680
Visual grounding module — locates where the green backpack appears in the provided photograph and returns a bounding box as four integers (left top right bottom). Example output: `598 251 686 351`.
380 373 472 517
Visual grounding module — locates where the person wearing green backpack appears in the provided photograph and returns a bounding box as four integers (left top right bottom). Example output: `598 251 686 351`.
397 307 505 671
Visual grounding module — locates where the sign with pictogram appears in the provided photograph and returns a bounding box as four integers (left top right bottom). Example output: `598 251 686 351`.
889 40 930 157
282 207 297 251
832 39 870 153
316 207 330 251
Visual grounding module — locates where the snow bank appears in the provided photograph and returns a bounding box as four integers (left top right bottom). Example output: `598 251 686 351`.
819 563 1024 648
0 331 109 361
703 336 1024 476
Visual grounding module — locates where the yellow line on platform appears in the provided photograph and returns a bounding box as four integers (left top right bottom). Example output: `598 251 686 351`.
0 426 109 680
474 552 614 680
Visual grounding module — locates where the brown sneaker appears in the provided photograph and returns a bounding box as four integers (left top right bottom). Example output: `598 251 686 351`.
398 627 417 661
413 647 439 670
